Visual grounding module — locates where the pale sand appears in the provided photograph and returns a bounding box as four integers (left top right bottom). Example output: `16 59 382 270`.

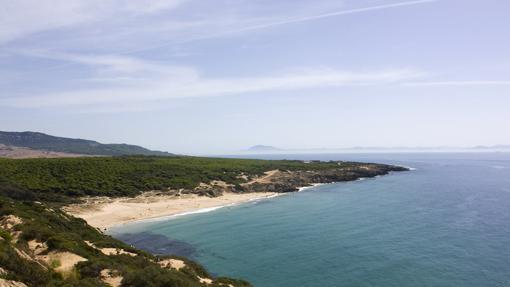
84 241 136 256
64 192 279 230
100 269 123 287
38 251 87 274
159 258 186 270
245 169 279 184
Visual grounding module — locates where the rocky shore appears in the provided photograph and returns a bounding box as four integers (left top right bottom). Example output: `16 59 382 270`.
193 162 408 196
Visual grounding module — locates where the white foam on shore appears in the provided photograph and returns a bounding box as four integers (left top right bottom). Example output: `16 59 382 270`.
113 194 283 227
115 204 233 227
170 205 230 217
398 165 417 171
126 185 327 226
112 174 396 229
248 193 282 201
298 183 326 192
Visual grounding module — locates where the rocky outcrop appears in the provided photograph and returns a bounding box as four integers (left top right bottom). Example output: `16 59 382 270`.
179 163 407 196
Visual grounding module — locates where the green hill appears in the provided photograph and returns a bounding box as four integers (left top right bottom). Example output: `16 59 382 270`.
0 193 251 287
0 131 173 157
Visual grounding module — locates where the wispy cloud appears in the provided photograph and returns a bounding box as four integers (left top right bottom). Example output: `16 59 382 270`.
0 53 422 110
0 0 433 113
207 0 439 35
14 49 197 78
2 0 441 85
403 81 510 86
0 0 186 44
117 0 441 54
2 0 440 52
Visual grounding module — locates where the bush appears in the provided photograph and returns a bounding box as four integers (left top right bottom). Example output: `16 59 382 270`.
77 261 104 278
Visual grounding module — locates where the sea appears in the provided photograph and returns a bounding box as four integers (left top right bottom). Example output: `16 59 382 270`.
109 153 510 287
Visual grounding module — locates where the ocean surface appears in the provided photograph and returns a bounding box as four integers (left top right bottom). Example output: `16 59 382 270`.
110 153 510 287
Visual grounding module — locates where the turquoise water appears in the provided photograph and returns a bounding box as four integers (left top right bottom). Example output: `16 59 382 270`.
110 153 510 286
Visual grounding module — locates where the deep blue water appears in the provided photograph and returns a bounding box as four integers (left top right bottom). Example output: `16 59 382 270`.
110 153 510 287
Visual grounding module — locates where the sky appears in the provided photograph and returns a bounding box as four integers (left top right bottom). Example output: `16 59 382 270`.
1 0 509 154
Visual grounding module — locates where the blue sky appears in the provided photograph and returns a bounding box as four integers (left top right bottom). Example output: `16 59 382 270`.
1 0 509 154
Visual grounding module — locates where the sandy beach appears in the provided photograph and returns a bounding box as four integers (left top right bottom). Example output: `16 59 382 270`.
64 192 279 230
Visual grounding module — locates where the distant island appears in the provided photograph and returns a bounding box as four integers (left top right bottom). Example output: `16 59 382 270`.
472 145 510 150
238 144 510 154
245 145 282 152
0 131 173 157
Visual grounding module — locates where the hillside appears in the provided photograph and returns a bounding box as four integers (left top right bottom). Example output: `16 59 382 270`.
0 131 173 157
0 144 90 159
0 193 250 287
0 155 407 286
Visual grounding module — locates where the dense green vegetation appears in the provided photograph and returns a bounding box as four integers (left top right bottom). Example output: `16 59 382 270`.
0 155 403 286
0 156 343 201
0 193 251 286
0 131 173 156
0 156 344 286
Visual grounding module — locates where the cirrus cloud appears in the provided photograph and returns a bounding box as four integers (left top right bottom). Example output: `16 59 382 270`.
0 53 423 110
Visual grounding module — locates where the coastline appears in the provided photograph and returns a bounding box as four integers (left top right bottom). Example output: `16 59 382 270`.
64 191 280 230
65 180 374 231
64 164 409 231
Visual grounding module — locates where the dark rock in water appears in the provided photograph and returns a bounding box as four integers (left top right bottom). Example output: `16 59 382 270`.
115 232 196 257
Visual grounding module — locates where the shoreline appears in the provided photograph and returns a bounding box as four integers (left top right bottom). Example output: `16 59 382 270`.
64 191 282 231
111 192 286 229
64 166 411 231
397 164 417 171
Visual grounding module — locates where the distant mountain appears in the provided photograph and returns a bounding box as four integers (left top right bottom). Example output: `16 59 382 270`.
246 145 282 152
0 131 173 156
236 144 510 155
0 144 89 159
473 145 510 150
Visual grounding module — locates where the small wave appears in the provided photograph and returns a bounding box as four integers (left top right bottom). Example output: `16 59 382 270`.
136 206 230 224
249 194 282 201
398 165 417 171
172 206 230 217
298 183 325 192
121 194 283 225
